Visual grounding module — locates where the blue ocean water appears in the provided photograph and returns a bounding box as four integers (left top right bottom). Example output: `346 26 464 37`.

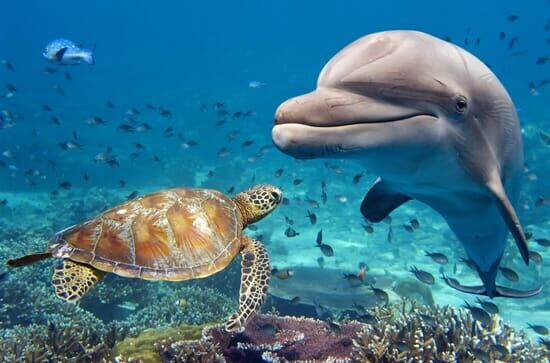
0 0 548 361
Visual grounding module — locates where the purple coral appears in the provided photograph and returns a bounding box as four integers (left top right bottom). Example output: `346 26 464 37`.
203 314 363 362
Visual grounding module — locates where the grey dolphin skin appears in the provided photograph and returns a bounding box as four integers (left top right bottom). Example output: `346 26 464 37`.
272 30 541 298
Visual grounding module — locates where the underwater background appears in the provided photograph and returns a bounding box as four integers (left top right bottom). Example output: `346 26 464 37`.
0 0 549 362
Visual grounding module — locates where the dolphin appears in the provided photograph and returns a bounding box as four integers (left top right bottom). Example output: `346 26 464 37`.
272 30 541 298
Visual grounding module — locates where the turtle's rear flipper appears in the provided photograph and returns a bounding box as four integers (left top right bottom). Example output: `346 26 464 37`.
225 237 270 332
52 260 105 302
7 252 51 267
443 274 542 298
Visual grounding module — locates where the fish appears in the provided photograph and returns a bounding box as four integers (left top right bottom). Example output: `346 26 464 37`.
248 80 267 88
528 251 543 263
475 298 499 314
362 223 374 234
534 238 549 247
424 251 449 265
126 191 139 200
58 181 71 190
86 116 106 125
293 178 303 185
527 323 549 335
507 14 519 22
508 37 519 49
499 267 519 282
499 32 506 40
306 210 317 225
43 39 94 65
247 224 258 231
463 301 492 325
369 285 389 304
0 199 7 206
317 257 325 268
1 59 14 70
58 141 82 150
409 265 435 285
318 243 334 257
258 323 277 335
536 57 548 65
274 168 283 177
352 172 364 184
387 225 393 243
403 224 414 233
64 71 72 80
284 227 299 237
272 268 294 280
327 321 341 334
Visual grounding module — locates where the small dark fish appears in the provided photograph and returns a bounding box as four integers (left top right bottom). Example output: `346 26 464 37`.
86 116 106 125
293 178 303 185
285 227 299 237
117 124 134 133
318 243 334 257
306 198 319 209
248 224 258 231
387 225 393 243
409 265 435 285
507 14 519 22
536 57 548 65
306 210 317 225
59 181 71 190
50 116 61 125
43 67 57 75
403 224 414 233
425 251 449 265
352 172 364 184
290 296 301 304
118 180 126 188
227 186 235 194
106 101 115 109
499 32 506 40
362 223 374 233
508 37 518 49
463 301 492 325
242 140 254 147
316 230 323 245
359 313 378 325
353 302 367 314
126 191 139 200
327 321 341 334
499 266 519 282
258 323 277 336
1 60 14 70
321 191 327 204
83 173 89 183
528 251 543 263
284 216 294 225
54 85 64 95
460 257 477 271
272 268 294 280
42 104 52 112
0 199 7 206
164 126 174 137
64 71 72 80
475 298 499 314
370 285 389 304
535 238 549 247
282 197 290 205
527 323 549 335
316 256 325 268
6 83 16 92
409 218 420 229
343 273 362 287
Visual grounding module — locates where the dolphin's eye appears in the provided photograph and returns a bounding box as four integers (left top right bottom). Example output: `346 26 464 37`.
455 96 468 113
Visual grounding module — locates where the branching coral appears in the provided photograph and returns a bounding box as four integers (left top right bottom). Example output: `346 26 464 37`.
352 301 549 362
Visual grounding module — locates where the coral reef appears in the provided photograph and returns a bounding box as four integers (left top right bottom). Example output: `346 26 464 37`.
200 314 363 362
352 302 549 362
112 324 211 363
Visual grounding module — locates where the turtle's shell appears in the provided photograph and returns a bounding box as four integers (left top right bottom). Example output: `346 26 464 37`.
50 188 244 281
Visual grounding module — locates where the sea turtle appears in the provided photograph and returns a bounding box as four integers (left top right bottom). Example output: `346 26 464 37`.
7 184 282 331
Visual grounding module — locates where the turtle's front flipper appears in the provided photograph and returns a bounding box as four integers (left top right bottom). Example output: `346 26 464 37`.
7 252 51 267
225 237 270 332
52 260 105 302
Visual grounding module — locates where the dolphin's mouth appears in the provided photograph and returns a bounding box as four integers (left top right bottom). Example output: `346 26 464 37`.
274 111 437 128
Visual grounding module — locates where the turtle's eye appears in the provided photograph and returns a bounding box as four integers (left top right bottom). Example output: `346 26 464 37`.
270 191 281 202
455 95 468 113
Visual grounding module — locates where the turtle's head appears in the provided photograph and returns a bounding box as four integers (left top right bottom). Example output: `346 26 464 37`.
234 184 282 225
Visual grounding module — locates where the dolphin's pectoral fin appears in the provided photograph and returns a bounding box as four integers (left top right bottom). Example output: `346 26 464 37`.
495 285 543 298
360 178 411 223
442 274 542 298
486 178 529 265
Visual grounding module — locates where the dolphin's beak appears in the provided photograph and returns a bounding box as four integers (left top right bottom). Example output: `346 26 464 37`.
272 88 437 159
